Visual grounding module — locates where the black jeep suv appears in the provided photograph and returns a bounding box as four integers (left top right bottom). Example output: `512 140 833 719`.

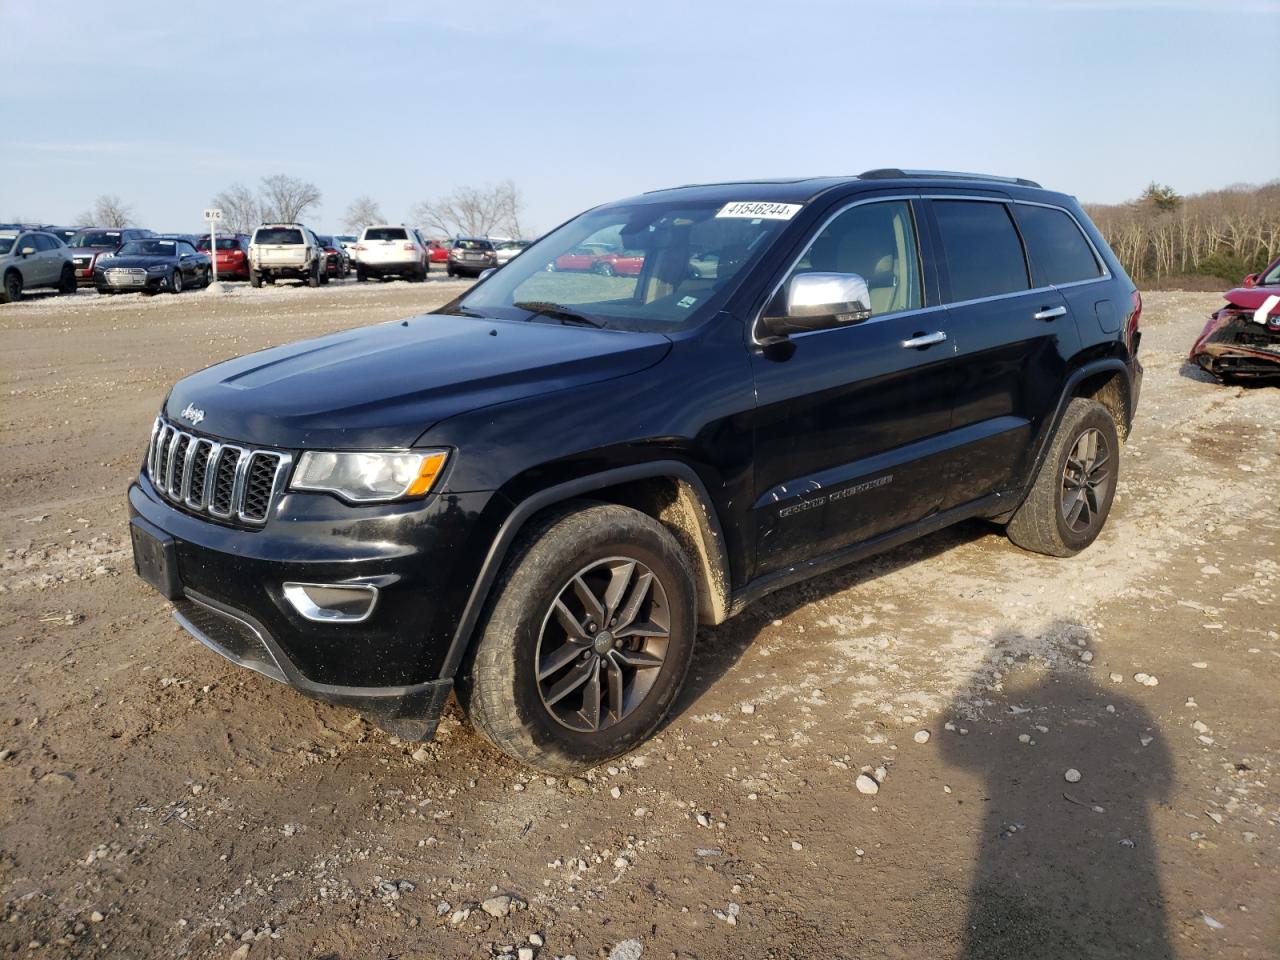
129 170 1142 773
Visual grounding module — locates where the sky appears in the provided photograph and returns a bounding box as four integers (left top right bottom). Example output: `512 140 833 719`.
2 0 1277 236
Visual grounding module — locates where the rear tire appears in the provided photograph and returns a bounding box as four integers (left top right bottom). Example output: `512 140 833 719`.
356 267 367 282
459 503 697 774
250 268 262 288
2 269 23 303
58 263 76 294
306 263 321 288
1005 398 1119 557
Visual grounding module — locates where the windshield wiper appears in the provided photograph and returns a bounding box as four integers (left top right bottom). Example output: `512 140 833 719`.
513 301 606 329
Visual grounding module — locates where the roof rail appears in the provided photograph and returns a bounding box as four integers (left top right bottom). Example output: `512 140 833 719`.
858 168 1042 189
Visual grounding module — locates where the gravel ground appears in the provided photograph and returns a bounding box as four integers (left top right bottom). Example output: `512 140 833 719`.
0 284 1276 959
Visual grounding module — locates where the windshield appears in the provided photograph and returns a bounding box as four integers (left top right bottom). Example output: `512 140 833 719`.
1261 258 1280 286
457 199 792 332
0 237 15 255
118 239 177 257
71 230 123 248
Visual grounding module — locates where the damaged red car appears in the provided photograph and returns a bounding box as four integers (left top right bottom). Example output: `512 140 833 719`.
1190 256 1280 381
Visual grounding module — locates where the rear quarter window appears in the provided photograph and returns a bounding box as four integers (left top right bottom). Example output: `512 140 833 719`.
933 200 1029 303
1015 205 1103 286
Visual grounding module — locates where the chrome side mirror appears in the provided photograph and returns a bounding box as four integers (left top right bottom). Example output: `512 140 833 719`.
760 272 873 340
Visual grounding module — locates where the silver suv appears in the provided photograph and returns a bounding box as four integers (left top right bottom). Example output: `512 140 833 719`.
0 230 76 303
249 224 327 288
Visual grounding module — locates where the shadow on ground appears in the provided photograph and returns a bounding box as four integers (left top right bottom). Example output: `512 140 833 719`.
941 626 1174 959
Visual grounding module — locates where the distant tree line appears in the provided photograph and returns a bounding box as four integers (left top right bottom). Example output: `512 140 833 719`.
1086 180 1280 285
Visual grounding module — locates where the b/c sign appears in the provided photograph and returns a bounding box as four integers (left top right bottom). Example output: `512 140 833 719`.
203 208 223 222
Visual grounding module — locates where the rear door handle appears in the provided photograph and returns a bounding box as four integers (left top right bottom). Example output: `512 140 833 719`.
902 331 947 349
1034 306 1067 321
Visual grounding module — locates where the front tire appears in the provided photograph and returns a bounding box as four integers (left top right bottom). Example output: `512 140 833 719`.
1006 398 1119 557
1 269 23 303
58 263 77 294
460 503 697 774
170 269 184 294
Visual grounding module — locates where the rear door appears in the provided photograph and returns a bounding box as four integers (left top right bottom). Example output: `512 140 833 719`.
32 234 61 284
926 197 1082 508
749 197 960 577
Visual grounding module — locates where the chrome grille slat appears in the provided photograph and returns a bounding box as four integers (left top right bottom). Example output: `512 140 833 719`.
145 418 291 527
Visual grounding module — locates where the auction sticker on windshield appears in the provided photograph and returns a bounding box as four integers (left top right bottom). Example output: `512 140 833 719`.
716 201 803 220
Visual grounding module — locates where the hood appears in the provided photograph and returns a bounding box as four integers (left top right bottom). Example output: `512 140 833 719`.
99 255 175 269
165 313 671 449
68 246 117 257
1223 286 1280 316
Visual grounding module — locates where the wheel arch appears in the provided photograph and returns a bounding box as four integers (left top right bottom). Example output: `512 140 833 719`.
439 462 732 682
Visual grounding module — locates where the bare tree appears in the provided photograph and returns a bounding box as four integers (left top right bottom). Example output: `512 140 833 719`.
81 195 134 227
410 180 524 239
258 174 321 224
209 182 261 235
342 195 384 233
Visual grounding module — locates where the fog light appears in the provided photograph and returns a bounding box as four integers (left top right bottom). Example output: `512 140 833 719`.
283 582 378 623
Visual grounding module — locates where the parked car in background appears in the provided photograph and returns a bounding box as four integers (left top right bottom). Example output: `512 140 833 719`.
592 249 646 276
67 228 154 285
351 225 429 281
447 237 498 277
41 226 85 246
428 239 450 263
1189 255 1280 381
195 234 251 281
317 235 351 279
249 224 327 288
336 235 358 262
94 237 210 295
549 245 601 273
0 229 76 303
493 239 529 266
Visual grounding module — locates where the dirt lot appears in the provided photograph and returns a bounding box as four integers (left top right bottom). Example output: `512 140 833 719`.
0 283 1276 960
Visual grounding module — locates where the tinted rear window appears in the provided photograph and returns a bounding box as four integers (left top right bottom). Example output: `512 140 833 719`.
255 228 304 245
198 237 243 251
933 201 1028 302
454 239 493 251
1015 205 1102 286
365 227 408 241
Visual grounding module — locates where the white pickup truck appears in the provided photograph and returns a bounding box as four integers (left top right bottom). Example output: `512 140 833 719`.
248 224 327 288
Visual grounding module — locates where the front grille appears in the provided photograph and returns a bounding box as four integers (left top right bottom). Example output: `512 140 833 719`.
146 418 292 526
105 267 146 286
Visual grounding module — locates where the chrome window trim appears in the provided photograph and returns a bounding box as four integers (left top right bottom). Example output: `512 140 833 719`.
751 193 922 345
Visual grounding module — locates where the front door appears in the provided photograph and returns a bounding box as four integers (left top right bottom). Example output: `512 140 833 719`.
749 197 958 578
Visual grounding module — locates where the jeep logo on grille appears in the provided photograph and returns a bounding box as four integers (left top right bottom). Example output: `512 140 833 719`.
180 403 206 427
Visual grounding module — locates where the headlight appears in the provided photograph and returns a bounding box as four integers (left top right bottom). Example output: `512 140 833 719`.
290 450 448 503
147 263 168 272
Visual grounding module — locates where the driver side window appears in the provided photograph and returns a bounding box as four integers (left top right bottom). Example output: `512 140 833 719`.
789 200 922 316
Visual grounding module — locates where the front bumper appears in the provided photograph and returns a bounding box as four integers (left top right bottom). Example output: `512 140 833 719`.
96 272 169 293
1190 310 1280 379
128 474 498 738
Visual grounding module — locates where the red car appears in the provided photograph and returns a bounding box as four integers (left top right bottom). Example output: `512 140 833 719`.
1189 255 1280 381
195 234 251 281
592 249 646 277
428 239 450 263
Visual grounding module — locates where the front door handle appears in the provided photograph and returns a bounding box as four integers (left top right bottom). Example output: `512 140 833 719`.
902 331 947 349
1034 305 1067 321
